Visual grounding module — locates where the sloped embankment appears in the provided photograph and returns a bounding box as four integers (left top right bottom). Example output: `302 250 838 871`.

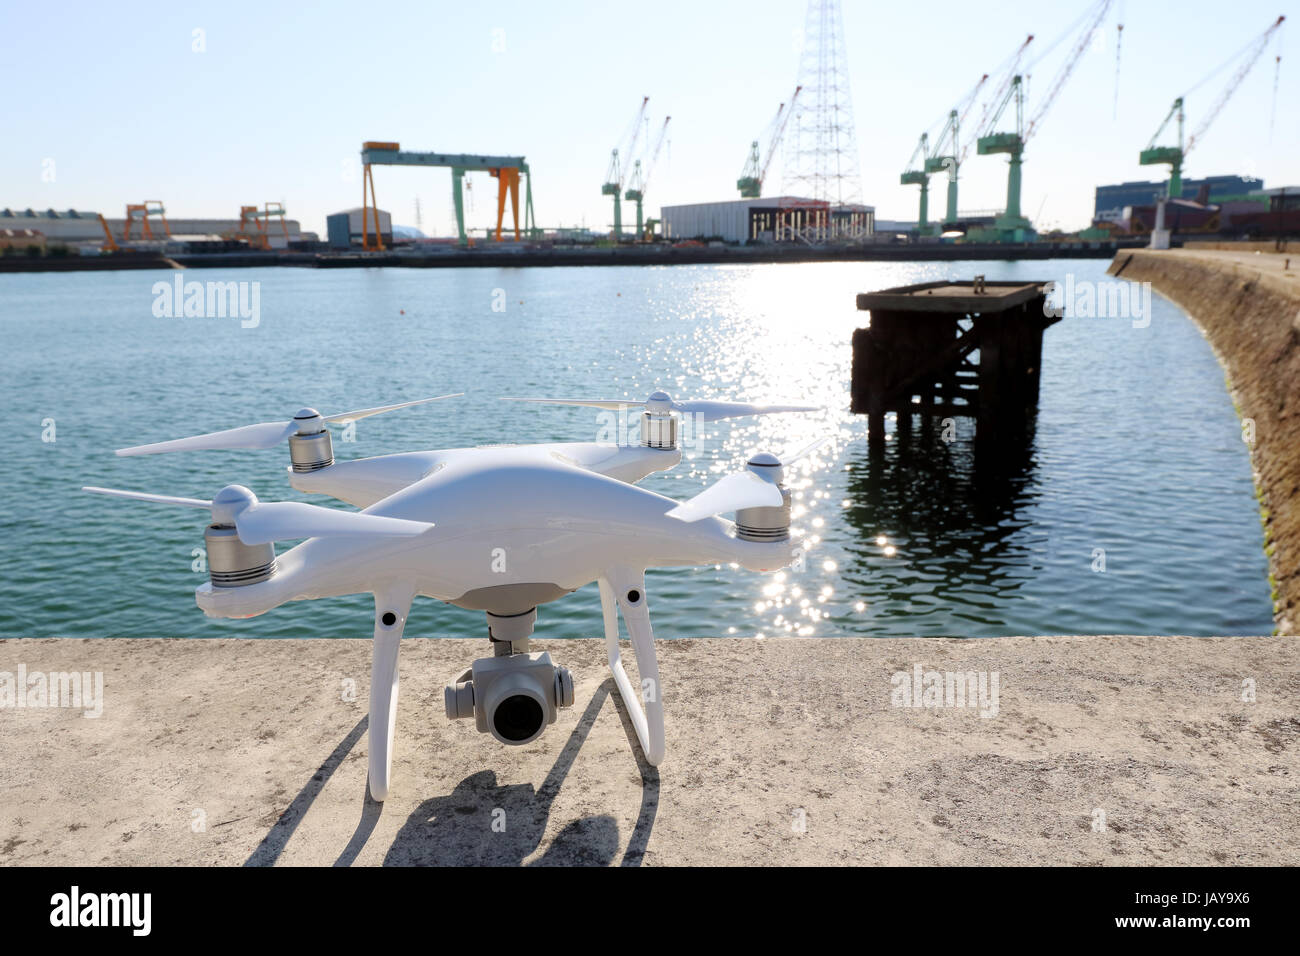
1109 249 1300 634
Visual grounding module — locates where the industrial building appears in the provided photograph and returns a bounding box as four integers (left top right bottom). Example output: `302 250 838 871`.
1093 175 1264 222
327 207 393 248
0 209 106 245
0 228 46 252
660 197 874 244
0 207 310 252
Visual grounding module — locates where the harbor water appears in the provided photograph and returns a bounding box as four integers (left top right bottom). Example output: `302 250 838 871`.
0 259 1273 639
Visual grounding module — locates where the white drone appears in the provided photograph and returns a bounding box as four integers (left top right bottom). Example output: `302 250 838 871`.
85 390 822 800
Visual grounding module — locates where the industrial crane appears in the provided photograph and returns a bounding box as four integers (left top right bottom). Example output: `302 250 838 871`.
967 34 1034 239
737 86 801 198
1141 15 1285 200
921 72 989 229
625 116 671 238
602 96 649 239
899 133 933 236
977 0 1115 241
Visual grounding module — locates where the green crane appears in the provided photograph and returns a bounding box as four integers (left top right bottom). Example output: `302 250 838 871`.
602 96 649 240
625 116 671 238
976 0 1116 241
737 86 801 198
976 75 1031 238
964 33 1033 242
922 73 988 228
1140 98 1185 199
900 133 933 236
1141 15 1285 201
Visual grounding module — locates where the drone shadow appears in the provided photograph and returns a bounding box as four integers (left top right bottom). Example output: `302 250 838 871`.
381 679 659 866
245 677 658 867
244 713 370 867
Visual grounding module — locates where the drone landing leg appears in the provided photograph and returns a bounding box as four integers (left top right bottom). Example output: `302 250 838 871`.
599 569 665 766
367 584 415 802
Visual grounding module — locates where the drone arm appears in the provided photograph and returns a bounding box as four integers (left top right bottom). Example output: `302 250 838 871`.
599 568 665 766
367 581 416 801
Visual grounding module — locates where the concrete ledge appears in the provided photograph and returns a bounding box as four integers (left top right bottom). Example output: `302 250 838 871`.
2 636 1297 866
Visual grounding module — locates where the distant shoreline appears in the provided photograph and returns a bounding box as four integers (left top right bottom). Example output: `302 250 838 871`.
0 240 1146 274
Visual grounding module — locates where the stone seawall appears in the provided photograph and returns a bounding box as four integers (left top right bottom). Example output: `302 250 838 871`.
1109 248 1300 634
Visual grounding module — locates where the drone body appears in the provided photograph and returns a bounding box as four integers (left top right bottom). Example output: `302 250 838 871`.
87 391 819 800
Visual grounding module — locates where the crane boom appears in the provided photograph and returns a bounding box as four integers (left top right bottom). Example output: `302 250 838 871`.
759 85 800 187
602 96 649 239
737 86 800 198
1187 15 1285 152
974 34 1033 142
1025 0 1114 142
1141 14 1285 201
627 117 671 198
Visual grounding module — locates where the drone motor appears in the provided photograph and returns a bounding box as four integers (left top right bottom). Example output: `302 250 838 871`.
204 524 277 588
639 391 679 450
734 452 792 542
287 408 335 473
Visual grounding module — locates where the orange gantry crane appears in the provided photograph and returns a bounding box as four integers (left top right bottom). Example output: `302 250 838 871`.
121 201 170 241
236 202 290 250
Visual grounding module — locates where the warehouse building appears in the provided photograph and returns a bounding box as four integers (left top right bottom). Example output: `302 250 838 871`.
327 207 392 248
0 228 46 251
0 208 108 244
0 207 309 251
1093 175 1264 222
660 197 874 244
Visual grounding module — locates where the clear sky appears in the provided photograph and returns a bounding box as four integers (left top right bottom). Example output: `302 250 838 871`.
3 0 1295 236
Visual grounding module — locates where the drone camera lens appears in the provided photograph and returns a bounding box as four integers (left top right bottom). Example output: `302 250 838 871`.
627 589 641 604
493 694 545 743
381 612 397 627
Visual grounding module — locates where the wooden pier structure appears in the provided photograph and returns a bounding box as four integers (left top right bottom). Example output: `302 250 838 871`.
851 279 1059 452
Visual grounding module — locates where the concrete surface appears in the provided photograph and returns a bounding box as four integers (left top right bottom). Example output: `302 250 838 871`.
1 636 1296 866
1110 247 1300 634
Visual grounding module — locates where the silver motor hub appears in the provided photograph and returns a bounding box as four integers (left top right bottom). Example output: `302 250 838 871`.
639 390 678 450
205 524 276 588
288 407 334 473
735 451 792 542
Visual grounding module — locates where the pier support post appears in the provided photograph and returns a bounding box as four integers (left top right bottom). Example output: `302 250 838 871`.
852 280 1058 454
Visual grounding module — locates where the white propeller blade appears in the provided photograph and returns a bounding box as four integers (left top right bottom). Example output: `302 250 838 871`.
502 397 639 411
781 436 833 466
83 485 435 544
503 393 819 422
671 399 820 422
666 471 783 523
115 393 461 457
82 487 213 508
116 421 297 457
233 502 433 545
321 393 463 424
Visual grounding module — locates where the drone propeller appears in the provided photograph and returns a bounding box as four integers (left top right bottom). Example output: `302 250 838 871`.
83 484 434 545
503 389 819 422
115 394 463 457
665 470 784 522
776 436 832 469
667 436 833 523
